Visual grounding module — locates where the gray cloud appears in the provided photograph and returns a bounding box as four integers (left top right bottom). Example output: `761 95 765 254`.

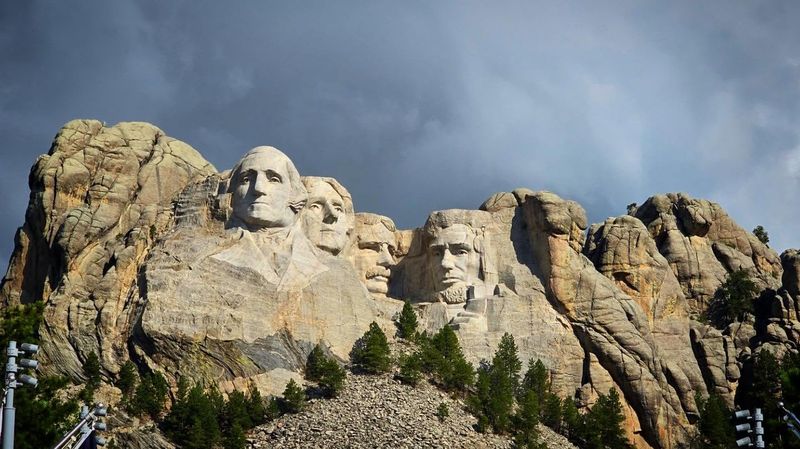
1 0 799 276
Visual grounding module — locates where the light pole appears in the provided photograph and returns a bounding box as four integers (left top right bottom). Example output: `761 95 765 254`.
2 341 39 449
51 403 107 449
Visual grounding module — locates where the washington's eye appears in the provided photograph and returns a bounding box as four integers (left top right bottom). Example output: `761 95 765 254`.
239 175 250 183
269 175 282 183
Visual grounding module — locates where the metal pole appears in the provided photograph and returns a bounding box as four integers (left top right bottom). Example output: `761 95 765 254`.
754 407 765 449
3 341 18 449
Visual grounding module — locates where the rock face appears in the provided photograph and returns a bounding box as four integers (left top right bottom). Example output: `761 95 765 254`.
2 120 798 449
0 120 216 380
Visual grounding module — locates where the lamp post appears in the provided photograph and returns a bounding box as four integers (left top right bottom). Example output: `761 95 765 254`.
2 341 39 449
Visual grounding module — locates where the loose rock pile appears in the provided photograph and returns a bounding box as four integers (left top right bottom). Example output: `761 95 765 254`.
247 372 576 449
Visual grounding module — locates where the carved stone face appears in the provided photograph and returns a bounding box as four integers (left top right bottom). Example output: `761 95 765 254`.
230 147 301 232
353 215 397 297
301 177 353 256
428 224 481 293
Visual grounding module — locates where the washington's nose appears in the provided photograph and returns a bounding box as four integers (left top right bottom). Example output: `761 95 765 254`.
252 174 268 195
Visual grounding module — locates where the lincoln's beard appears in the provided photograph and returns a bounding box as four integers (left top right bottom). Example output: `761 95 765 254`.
436 283 468 304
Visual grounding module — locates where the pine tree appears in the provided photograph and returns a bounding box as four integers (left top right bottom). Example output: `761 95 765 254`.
469 361 515 434
560 396 583 443
540 392 563 430
780 352 800 449
281 379 306 413
521 359 550 400
695 393 735 449
707 269 757 328
223 390 253 432
396 352 422 386
742 351 783 448
306 344 328 381
79 352 102 403
753 225 769 245
265 396 281 420
13 376 79 449
494 333 522 390
131 371 169 419
306 344 346 397
584 389 634 449
117 360 138 397
245 383 267 424
422 325 475 391
396 301 419 340
223 423 246 449
163 381 222 449
350 322 391 374
513 388 546 449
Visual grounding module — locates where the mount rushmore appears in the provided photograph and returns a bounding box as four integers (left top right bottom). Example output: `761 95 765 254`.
1 120 798 449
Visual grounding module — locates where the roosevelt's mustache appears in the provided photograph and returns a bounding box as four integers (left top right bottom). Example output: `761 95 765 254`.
365 267 390 279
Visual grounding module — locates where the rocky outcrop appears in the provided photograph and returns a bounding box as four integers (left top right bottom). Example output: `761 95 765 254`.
631 193 781 313
2 121 798 449
0 120 216 380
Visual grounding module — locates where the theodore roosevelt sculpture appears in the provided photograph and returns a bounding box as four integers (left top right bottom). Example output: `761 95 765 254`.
351 213 397 297
300 176 354 256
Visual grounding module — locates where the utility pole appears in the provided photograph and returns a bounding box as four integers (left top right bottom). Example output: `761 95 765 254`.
2 341 39 449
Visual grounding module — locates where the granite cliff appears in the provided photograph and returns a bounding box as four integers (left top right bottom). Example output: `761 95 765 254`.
1 120 798 449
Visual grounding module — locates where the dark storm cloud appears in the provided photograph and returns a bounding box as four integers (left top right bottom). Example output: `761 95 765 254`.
1 1 799 276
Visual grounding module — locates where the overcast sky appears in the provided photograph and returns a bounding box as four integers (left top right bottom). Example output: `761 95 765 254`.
1 1 799 276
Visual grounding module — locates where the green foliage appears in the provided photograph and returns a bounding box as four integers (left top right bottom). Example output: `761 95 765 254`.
780 352 800 449
396 352 422 386
163 379 270 449
246 383 267 424
396 301 419 340
350 322 391 374
560 396 583 441
419 325 475 391
512 388 546 449
494 333 522 390
740 351 788 448
753 225 769 245
281 378 306 414
693 393 735 449
265 396 281 420
707 269 758 328
0 302 44 348
469 361 515 434
436 402 449 422
117 360 138 397
521 359 549 400
306 344 346 397
13 376 80 449
0 302 79 449
163 381 222 449
79 352 102 403
540 391 563 430
583 389 634 449
131 371 169 419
